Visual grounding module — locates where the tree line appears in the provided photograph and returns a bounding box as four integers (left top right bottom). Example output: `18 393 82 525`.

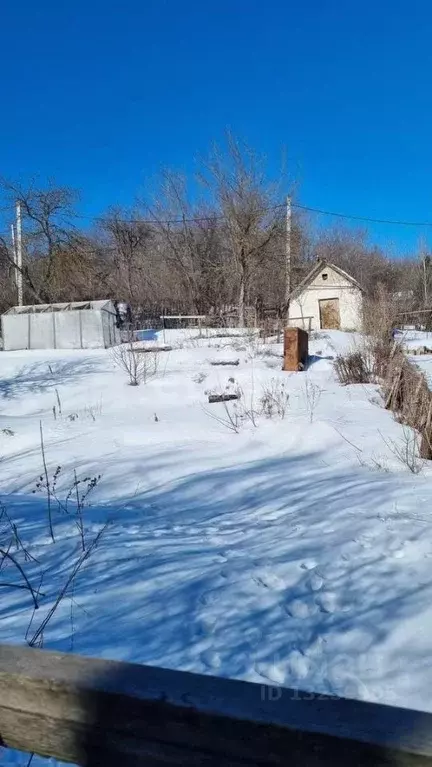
0 135 429 325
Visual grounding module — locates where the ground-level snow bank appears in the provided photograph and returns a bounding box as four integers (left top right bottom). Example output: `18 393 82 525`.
2 329 432 766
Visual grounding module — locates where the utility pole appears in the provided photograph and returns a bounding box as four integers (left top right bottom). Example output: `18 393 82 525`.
10 223 17 296
284 195 292 323
16 201 23 306
423 254 431 307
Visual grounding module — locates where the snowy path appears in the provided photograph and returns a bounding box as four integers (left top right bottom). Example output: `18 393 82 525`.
2 326 432 761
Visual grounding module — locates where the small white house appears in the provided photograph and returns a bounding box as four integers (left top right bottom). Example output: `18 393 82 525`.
288 259 363 332
1 300 121 351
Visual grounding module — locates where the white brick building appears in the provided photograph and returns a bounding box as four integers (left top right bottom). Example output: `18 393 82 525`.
288 259 363 331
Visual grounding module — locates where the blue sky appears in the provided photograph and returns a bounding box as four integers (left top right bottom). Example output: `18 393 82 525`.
1 0 431 252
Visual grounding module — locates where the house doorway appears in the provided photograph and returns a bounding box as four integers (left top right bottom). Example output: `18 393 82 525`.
319 298 340 329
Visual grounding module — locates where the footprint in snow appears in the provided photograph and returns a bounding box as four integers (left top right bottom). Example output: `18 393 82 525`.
242 625 263 645
303 635 326 657
315 592 350 614
200 649 222 670
254 661 287 686
199 590 220 606
256 652 312 685
388 540 406 559
126 525 141 535
213 556 229 567
194 616 218 637
252 571 285 591
289 524 305 536
285 599 317 619
287 649 312 680
308 571 324 592
219 563 245 580
253 557 272 568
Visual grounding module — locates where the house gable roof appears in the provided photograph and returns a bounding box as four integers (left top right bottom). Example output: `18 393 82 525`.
289 259 363 300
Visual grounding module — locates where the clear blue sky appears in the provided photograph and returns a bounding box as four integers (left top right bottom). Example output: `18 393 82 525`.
1 0 431 252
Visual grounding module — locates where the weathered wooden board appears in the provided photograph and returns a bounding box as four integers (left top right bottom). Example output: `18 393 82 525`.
134 345 173 353
209 359 240 366
1 644 432 765
208 393 240 403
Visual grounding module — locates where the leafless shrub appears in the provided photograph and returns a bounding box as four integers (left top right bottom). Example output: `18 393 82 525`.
260 379 289 419
82 400 103 421
242 390 259 427
33 458 101 551
363 284 395 342
383 354 430 425
243 328 261 359
66 471 101 552
177 333 204 350
0 506 40 610
26 522 108 648
0 545 40 609
334 350 373 385
111 339 159 385
333 332 400 386
356 453 390 473
379 426 424 474
230 341 247 352
304 378 322 423
210 330 240 339
0 504 38 563
255 347 283 359
36 421 56 543
192 372 207 384
204 398 243 433
204 380 259 432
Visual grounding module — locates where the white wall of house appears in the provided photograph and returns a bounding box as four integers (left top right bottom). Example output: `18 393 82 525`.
288 264 363 331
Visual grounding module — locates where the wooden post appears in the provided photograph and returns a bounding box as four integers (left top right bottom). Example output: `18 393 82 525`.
420 396 432 459
285 196 292 323
283 327 308 371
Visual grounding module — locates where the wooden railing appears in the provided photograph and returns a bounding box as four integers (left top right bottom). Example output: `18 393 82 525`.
1 644 432 765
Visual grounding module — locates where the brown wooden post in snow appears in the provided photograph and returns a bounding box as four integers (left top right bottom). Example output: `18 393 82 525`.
283 327 309 371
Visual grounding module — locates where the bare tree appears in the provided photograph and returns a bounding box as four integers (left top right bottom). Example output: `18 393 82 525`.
0 179 78 302
101 209 153 308
201 134 287 326
0 239 16 312
144 172 225 314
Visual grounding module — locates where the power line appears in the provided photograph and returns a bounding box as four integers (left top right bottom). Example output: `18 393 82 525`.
292 203 432 227
76 203 432 228
2 200 432 231
75 212 228 225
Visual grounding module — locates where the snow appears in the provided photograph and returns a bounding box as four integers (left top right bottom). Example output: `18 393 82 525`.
396 328 432 351
395 328 432 386
2 328 432 763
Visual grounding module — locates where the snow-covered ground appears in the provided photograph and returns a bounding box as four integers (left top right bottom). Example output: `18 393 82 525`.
3 328 432 762
396 328 432 352
395 327 432 386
